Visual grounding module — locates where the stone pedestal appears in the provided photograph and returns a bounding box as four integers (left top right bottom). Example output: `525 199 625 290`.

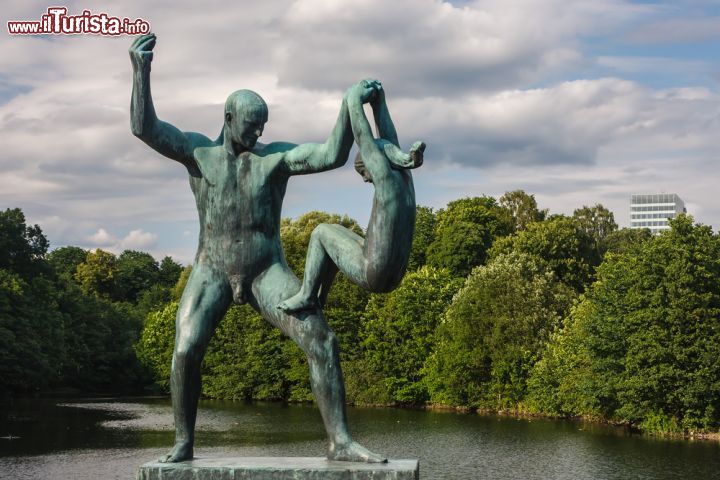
136 457 419 480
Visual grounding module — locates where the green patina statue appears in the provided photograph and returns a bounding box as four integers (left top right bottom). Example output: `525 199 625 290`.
278 80 424 312
129 33 422 465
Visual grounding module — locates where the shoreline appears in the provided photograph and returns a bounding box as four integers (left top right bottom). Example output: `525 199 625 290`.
7 393 720 442
348 400 720 442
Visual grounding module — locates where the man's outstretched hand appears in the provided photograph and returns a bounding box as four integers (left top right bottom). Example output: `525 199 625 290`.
366 79 385 108
129 33 156 72
346 78 383 104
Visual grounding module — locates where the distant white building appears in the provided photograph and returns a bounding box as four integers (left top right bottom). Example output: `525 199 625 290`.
630 193 686 235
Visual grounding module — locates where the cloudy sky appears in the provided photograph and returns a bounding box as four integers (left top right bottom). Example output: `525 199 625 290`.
2 0 719 264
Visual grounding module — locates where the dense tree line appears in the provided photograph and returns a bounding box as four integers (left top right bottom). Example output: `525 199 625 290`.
0 208 182 396
3 193 720 436
527 215 720 432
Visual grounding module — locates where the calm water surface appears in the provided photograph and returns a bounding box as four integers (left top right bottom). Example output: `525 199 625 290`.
0 398 718 479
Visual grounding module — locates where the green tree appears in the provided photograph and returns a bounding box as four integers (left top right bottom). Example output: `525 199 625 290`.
323 273 369 362
51 273 147 392
407 206 436 271
0 210 61 394
347 267 462 405
280 211 361 275
136 302 177 390
0 208 49 278
498 190 546 232
203 304 292 400
572 204 618 255
0 269 64 393
136 283 173 317
426 197 512 277
158 256 183 288
527 215 720 433
0 209 151 396
603 227 652 255
129 255 182 316
525 300 602 417
138 301 296 400
75 249 117 299
424 252 574 409
114 250 160 302
47 246 87 280
490 215 597 291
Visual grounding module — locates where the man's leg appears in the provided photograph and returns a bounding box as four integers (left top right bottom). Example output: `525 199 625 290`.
253 262 386 463
160 264 232 463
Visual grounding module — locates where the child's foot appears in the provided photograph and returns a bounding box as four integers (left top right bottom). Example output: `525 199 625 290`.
383 140 425 169
408 140 425 168
277 291 317 312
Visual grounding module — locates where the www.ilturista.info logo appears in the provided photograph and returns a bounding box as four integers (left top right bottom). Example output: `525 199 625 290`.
7 7 150 36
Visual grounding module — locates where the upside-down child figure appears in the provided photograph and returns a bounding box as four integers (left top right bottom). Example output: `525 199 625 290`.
279 80 424 312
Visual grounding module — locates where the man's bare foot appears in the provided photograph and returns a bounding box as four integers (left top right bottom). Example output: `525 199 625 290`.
277 291 317 312
328 441 388 463
158 441 193 463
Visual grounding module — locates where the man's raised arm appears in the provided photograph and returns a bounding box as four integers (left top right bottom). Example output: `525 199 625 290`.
130 34 208 173
282 86 360 176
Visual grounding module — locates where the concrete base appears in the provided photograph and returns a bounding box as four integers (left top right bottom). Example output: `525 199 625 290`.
136 457 420 480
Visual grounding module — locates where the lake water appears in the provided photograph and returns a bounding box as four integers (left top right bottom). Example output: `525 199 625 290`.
0 397 718 479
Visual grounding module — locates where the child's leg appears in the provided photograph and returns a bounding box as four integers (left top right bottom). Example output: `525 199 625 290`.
317 262 339 308
278 224 367 312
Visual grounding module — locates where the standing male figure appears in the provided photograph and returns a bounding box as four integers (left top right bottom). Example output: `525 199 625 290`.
129 33 385 463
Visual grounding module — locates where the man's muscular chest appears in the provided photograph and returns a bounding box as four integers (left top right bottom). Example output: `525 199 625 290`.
193 148 276 202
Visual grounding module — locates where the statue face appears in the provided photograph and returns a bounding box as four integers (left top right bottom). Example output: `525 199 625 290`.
227 105 268 150
354 152 373 183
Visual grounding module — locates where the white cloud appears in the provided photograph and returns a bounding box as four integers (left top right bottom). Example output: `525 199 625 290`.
2 0 719 263
119 229 158 250
272 0 647 96
384 78 720 170
88 228 117 246
85 228 157 252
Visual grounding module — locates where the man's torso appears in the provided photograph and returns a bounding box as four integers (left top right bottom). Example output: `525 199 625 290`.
189 144 289 280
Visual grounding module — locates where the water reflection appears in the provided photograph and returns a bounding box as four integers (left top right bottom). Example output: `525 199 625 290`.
1 398 718 479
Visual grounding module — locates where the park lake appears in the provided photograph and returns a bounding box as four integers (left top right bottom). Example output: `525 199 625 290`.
1 397 719 479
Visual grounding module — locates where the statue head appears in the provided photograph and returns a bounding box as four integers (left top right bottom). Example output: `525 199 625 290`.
354 151 373 183
224 90 268 151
